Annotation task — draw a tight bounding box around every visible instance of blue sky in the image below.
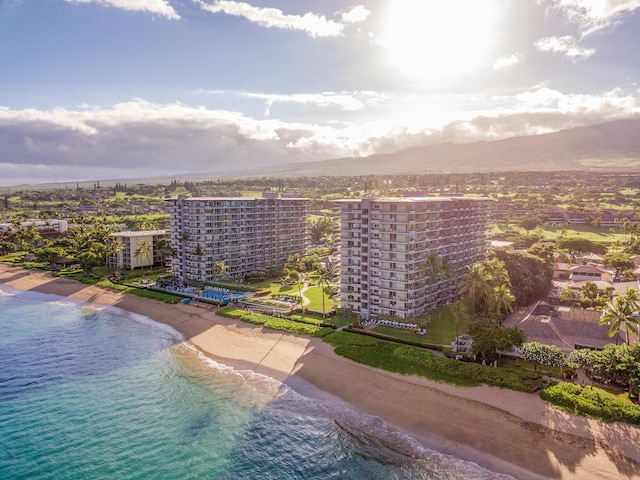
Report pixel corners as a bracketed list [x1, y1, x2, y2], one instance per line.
[1, 0, 639, 186]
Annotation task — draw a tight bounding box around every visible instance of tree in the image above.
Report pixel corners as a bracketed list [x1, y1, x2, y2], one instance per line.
[155, 238, 176, 267]
[449, 300, 469, 349]
[557, 236, 607, 262]
[35, 246, 69, 268]
[458, 263, 491, 317]
[581, 281, 599, 301]
[470, 327, 526, 365]
[527, 241, 556, 263]
[309, 216, 336, 245]
[77, 251, 99, 276]
[421, 251, 452, 280]
[602, 253, 634, 280]
[286, 253, 306, 311]
[133, 240, 152, 271]
[569, 344, 640, 398]
[521, 342, 567, 374]
[104, 238, 123, 267]
[311, 262, 337, 317]
[519, 215, 540, 233]
[599, 293, 640, 345]
[491, 248, 553, 307]
[213, 261, 229, 280]
[488, 284, 515, 324]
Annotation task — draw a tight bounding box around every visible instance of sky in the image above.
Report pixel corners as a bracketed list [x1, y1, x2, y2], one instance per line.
[1, 0, 640, 186]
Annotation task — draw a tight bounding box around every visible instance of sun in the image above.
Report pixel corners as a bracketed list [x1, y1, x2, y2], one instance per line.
[379, 0, 500, 84]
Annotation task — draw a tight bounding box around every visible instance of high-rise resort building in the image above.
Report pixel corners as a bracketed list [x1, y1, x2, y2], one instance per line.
[166, 196, 309, 282]
[337, 197, 491, 320]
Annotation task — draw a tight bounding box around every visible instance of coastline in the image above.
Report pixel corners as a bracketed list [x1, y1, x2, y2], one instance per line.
[1, 265, 639, 479]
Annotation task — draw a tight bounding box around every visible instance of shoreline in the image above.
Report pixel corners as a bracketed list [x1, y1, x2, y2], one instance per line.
[1, 264, 639, 479]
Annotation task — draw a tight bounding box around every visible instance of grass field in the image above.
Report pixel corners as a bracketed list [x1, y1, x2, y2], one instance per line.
[491, 223, 629, 247]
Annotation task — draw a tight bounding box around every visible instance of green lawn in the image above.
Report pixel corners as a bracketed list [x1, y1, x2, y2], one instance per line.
[498, 357, 564, 378]
[303, 284, 337, 313]
[491, 223, 628, 247]
[367, 305, 468, 347]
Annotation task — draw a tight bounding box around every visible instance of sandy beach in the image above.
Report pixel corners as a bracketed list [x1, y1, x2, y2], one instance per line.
[2, 264, 639, 479]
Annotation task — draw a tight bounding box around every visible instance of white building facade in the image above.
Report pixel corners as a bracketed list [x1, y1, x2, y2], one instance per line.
[0, 219, 68, 236]
[166, 197, 309, 282]
[338, 197, 491, 319]
[107, 230, 169, 271]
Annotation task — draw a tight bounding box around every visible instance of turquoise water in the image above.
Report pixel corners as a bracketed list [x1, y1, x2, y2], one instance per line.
[0, 287, 511, 479]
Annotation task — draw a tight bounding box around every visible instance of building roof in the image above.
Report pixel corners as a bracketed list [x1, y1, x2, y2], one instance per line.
[516, 304, 623, 352]
[166, 196, 309, 201]
[333, 196, 492, 203]
[111, 230, 167, 237]
[569, 264, 609, 274]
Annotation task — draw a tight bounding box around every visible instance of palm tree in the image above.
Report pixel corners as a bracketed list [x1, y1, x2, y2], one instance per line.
[600, 296, 640, 345]
[133, 240, 152, 272]
[286, 253, 306, 312]
[488, 284, 515, 325]
[155, 238, 176, 269]
[311, 262, 337, 317]
[449, 300, 469, 352]
[104, 238, 123, 269]
[622, 287, 640, 311]
[581, 281, 599, 302]
[458, 263, 491, 317]
[213, 261, 229, 280]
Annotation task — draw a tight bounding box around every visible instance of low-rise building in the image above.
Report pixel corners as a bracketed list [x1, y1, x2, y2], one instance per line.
[0, 219, 68, 237]
[107, 230, 169, 271]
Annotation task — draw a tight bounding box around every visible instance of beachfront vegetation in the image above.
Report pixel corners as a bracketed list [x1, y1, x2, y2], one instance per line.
[323, 332, 545, 392]
[540, 383, 640, 424]
[568, 343, 640, 399]
[217, 307, 333, 337]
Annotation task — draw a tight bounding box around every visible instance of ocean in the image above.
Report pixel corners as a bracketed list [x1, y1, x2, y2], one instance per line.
[0, 286, 512, 479]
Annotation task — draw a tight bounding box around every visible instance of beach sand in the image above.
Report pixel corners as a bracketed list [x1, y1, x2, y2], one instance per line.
[2, 264, 639, 479]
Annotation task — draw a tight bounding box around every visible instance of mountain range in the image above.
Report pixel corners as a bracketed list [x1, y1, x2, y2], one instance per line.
[243, 118, 640, 177]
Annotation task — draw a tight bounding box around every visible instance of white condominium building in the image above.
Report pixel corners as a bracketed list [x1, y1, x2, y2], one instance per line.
[166, 197, 309, 282]
[337, 197, 491, 320]
[107, 230, 169, 271]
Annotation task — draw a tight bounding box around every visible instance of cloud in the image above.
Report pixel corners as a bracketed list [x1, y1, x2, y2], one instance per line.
[340, 5, 370, 23]
[493, 53, 524, 71]
[240, 91, 367, 116]
[535, 35, 595, 60]
[196, 0, 344, 37]
[541, 0, 640, 37]
[0, 87, 638, 185]
[65, 0, 180, 19]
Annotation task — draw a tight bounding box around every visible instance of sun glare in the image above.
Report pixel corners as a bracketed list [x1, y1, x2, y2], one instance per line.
[380, 0, 500, 84]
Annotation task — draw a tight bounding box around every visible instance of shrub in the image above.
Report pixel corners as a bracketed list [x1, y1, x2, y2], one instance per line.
[540, 383, 640, 424]
[326, 335, 545, 392]
[324, 331, 379, 347]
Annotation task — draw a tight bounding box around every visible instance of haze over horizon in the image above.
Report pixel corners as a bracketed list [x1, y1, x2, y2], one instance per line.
[1, 0, 640, 186]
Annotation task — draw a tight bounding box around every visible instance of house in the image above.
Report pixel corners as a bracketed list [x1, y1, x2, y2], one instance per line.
[569, 264, 613, 283]
[515, 303, 624, 354]
[553, 262, 572, 280]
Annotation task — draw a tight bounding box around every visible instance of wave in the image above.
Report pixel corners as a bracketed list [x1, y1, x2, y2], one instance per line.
[179, 342, 292, 403]
[325, 401, 516, 479]
[177, 341, 513, 480]
[103, 306, 185, 343]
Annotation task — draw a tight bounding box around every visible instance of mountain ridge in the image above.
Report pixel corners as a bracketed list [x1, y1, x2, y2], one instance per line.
[244, 118, 640, 177]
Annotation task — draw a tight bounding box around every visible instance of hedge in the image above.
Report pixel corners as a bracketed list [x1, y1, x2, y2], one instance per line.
[540, 383, 640, 424]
